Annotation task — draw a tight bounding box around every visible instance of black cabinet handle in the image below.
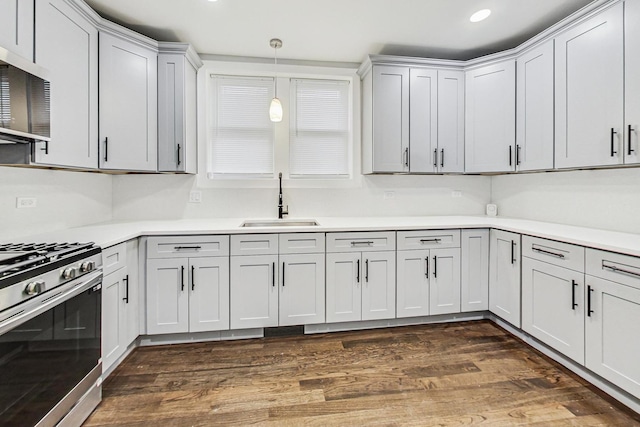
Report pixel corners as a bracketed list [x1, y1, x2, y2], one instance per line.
[420, 238, 442, 244]
[509, 146, 513, 166]
[425, 257, 429, 278]
[104, 137, 108, 162]
[174, 246, 202, 251]
[440, 149, 444, 168]
[365, 259, 369, 283]
[40, 140, 49, 155]
[611, 128, 618, 157]
[433, 255, 437, 278]
[181, 266, 185, 291]
[272, 262, 275, 287]
[433, 149, 438, 168]
[404, 147, 409, 167]
[516, 145, 521, 166]
[571, 280, 578, 310]
[191, 265, 195, 291]
[356, 259, 360, 283]
[587, 285, 594, 317]
[511, 241, 517, 264]
[531, 247, 565, 259]
[629, 124, 636, 156]
[282, 262, 285, 287]
[123, 274, 129, 303]
[177, 144, 182, 166]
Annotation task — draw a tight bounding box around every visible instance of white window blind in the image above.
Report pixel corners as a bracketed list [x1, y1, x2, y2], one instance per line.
[0, 66, 10, 128]
[208, 75, 274, 177]
[290, 79, 350, 177]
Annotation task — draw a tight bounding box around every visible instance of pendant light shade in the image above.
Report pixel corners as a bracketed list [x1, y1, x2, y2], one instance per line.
[269, 38, 283, 123]
[269, 97, 283, 122]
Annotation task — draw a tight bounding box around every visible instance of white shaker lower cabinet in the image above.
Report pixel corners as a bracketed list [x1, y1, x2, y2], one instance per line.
[489, 230, 521, 327]
[521, 236, 586, 363]
[326, 232, 396, 323]
[396, 230, 461, 318]
[102, 240, 139, 373]
[585, 249, 640, 399]
[230, 235, 279, 329]
[278, 234, 325, 326]
[461, 229, 489, 312]
[146, 236, 230, 335]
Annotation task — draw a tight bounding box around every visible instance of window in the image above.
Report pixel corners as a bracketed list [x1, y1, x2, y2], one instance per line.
[0, 66, 10, 128]
[290, 79, 350, 177]
[208, 76, 274, 177]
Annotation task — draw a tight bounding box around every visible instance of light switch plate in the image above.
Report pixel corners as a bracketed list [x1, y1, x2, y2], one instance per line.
[189, 191, 202, 203]
[16, 197, 37, 208]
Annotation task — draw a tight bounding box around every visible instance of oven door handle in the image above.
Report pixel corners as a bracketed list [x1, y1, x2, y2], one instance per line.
[0, 271, 102, 336]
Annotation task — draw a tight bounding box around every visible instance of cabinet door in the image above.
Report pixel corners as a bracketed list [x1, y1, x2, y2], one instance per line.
[430, 248, 461, 315]
[461, 229, 489, 312]
[625, 0, 640, 165]
[522, 258, 585, 363]
[0, 0, 34, 60]
[409, 68, 437, 173]
[586, 276, 640, 399]
[326, 252, 362, 323]
[230, 255, 278, 329]
[362, 251, 396, 321]
[189, 257, 229, 332]
[102, 267, 126, 372]
[555, 3, 624, 169]
[34, 0, 98, 168]
[489, 230, 521, 327]
[99, 32, 158, 171]
[122, 239, 139, 346]
[437, 70, 465, 173]
[516, 41, 554, 171]
[279, 254, 325, 326]
[372, 65, 409, 173]
[465, 60, 516, 173]
[146, 258, 189, 335]
[396, 250, 430, 318]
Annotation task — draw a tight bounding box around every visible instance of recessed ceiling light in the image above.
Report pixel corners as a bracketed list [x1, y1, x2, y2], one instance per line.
[470, 9, 491, 23]
[208, 0, 218, 2]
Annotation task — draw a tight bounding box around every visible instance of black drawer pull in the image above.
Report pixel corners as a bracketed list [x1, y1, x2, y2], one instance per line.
[602, 263, 640, 279]
[420, 239, 441, 244]
[351, 241, 374, 247]
[174, 246, 202, 251]
[531, 247, 565, 259]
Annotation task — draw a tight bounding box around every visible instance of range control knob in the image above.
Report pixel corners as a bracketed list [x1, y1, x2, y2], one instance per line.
[61, 267, 78, 280]
[24, 280, 45, 296]
[80, 261, 96, 273]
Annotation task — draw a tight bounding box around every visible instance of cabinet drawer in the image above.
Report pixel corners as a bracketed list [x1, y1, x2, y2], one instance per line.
[147, 235, 229, 258]
[103, 243, 126, 276]
[231, 234, 278, 256]
[587, 249, 640, 290]
[397, 229, 460, 250]
[522, 236, 585, 272]
[326, 231, 395, 253]
[279, 233, 325, 254]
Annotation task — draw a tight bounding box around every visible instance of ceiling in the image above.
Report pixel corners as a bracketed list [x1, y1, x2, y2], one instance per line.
[84, 0, 595, 64]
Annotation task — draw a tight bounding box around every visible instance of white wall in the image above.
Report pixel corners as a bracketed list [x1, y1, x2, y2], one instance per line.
[111, 173, 491, 221]
[491, 168, 640, 234]
[0, 167, 112, 241]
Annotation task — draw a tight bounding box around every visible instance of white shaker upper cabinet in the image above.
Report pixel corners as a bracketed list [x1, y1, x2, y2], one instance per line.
[0, 0, 34, 60]
[409, 68, 438, 173]
[437, 70, 465, 173]
[99, 32, 158, 171]
[516, 40, 554, 171]
[372, 65, 410, 173]
[625, 0, 640, 165]
[34, 0, 98, 169]
[465, 59, 516, 173]
[555, 2, 624, 169]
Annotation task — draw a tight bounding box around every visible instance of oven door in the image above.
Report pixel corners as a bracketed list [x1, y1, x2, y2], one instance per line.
[0, 272, 102, 427]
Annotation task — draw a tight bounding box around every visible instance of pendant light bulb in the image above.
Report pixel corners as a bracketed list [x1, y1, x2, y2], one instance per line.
[269, 38, 283, 123]
[269, 97, 283, 122]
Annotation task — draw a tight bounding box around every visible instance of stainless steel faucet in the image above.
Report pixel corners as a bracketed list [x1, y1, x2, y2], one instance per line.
[278, 172, 288, 219]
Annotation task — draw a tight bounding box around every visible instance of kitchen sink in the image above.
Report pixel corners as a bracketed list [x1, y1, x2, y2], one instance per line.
[241, 219, 319, 227]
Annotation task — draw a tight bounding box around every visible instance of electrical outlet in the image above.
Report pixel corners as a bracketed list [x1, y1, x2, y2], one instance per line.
[189, 191, 202, 203]
[16, 197, 37, 209]
[384, 191, 395, 200]
[451, 191, 462, 198]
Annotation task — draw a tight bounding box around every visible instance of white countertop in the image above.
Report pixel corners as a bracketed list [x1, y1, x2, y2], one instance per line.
[6, 216, 640, 258]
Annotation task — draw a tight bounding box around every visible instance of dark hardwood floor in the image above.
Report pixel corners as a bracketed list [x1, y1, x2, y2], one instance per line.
[85, 320, 640, 426]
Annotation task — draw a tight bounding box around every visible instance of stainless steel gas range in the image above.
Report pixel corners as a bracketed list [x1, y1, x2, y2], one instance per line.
[0, 242, 103, 427]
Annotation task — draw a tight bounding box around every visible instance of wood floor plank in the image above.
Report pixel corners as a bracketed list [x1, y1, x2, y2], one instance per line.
[85, 320, 640, 426]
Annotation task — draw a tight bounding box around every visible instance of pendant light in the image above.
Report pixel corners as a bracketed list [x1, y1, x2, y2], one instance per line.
[269, 38, 283, 122]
